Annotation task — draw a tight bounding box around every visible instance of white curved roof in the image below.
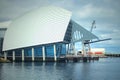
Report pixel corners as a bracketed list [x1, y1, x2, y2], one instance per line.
[3, 6, 72, 51]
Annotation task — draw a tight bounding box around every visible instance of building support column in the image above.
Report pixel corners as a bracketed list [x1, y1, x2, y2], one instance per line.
[12, 51, 15, 61]
[32, 48, 34, 61]
[42, 46, 45, 61]
[54, 44, 57, 61]
[32, 48, 35, 61]
[22, 49, 24, 61]
[4, 51, 7, 60]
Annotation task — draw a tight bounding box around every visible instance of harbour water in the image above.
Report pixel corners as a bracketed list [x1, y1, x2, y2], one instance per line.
[0, 58, 120, 80]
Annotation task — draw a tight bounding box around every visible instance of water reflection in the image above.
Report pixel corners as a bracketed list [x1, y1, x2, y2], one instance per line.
[0, 58, 120, 80]
[0, 63, 3, 79]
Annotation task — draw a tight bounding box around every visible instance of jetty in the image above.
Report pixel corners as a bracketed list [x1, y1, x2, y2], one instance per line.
[105, 54, 120, 57]
[63, 54, 99, 62]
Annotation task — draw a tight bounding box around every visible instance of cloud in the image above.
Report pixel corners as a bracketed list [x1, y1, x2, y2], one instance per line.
[95, 23, 118, 31]
[90, 22, 120, 47]
[0, 0, 52, 21]
[75, 4, 116, 18]
[48, 0, 76, 11]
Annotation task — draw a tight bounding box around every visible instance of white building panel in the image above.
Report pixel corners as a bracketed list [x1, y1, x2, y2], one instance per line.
[3, 6, 72, 51]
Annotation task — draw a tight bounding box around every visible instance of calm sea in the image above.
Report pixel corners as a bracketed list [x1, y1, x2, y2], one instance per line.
[0, 58, 120, 80]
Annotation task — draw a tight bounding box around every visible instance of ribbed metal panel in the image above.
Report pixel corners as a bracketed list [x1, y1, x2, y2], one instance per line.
[3, 6, 72, 51]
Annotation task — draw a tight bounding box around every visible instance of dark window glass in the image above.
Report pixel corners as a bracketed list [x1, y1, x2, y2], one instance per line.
[15, 49, 22, 56]
[24, 48, 32, 57]
[56, 43, 66, 57]
[64, 21, 72, 42]
[7, 50, 12, 56]
[34, 46, 42, 56]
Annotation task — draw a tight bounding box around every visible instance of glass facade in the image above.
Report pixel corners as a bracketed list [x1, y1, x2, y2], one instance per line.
[6, 42, 67, 59]
[64, 21, 72, 43]
[11, 43, 66, 58]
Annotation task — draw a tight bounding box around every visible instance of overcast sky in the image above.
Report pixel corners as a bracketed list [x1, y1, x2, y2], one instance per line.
[0, 0, 120, 53]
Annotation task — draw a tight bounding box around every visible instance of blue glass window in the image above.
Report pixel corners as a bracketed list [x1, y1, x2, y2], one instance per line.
[56, 43, 66, 57]
[56, 43, 61, 57]
[45, 45, 54, 57]
[24, 48, 32, 56]
[34, 46, 42, 56]
[61, 44, 66, 55]
[7, 50, 12, 56]
[15, 49, 22, 56]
